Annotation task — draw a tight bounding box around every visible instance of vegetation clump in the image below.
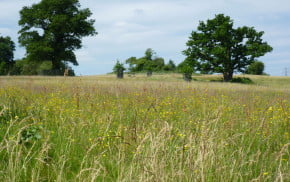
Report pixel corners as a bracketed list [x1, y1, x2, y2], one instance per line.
[125, 48, 177, 75]
[246, 61, 265, 75]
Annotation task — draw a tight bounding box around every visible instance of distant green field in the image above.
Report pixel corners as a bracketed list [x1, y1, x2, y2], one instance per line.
[0, 74, 289, 181]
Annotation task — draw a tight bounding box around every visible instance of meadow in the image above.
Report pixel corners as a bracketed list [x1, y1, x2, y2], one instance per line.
[0, 74, 289, 181]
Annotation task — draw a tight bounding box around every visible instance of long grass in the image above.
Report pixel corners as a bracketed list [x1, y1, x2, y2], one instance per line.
[0, 74, 289, 181]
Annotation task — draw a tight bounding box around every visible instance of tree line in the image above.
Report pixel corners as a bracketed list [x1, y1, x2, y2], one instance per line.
[113, 48, 177, 78]
[0, 0, 272, 81]
[113, 47, 266, 81]
[113, 14, 272, 81]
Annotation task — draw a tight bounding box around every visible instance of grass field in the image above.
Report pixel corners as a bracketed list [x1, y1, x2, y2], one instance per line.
[0, 74, 289, 181]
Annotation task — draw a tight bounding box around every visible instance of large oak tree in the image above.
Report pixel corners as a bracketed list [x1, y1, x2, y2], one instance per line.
[183, 14, 272, 81]
[18, 0, 97, 74]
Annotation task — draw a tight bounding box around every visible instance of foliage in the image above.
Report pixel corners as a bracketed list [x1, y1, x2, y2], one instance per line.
[0, 35, 15, 75]
[231, 77, 254, 84]
[20, 125, 43, 145]
[177, 60, 193, 74]
[163, 60, 176, 71]
[113, 60, 125, 78]
[38, 61, 53, 73]
[125, 48, 166, 73]
[18, 0, 97, 74]
[183, 14, 273, 81]
[9, 59, 59, 75]
[113, 61, 125, 73]
[124, 49, 177, 74]
[19, 60, 39, 75]
[246, 61, 265, 75]
[9, 59, 25, 75]
[177, 61, 193, 81]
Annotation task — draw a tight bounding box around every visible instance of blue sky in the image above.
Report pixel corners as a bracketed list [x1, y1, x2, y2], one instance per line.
[0, 0, 290, 76]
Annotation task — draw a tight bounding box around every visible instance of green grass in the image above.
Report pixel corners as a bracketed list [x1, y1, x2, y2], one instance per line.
[0, 74, 289, 181]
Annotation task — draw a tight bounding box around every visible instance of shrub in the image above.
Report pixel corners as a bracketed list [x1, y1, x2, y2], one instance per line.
[246, 61, 265, 75]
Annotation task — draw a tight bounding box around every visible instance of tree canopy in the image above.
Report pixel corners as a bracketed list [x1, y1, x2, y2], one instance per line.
[163, 60, 176, 71]
[0, 35, 15, 75]
[245, 61, 265, 75]
[183, 14, 273, 81]
[125, 48, 176, 73]
[18, 0, 97, 74]
[177, 60, 194, 81]
[126, 48, 164, 72]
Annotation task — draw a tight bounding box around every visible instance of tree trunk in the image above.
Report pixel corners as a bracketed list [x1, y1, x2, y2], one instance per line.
[183, 73, 192, 82]
[52, 60, 60, 70]
[147, 71, 152, 77]
[51, 61, 64, 75]
[223, 71, 233, 82]
[117, 71, 124, 79]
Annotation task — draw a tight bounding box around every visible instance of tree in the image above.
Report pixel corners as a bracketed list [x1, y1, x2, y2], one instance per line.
[144, 48, 155, 61]
[177, 60, 193, 81]
[0, 35, 15, 75]
[153, 57, 165, 71]
[163, 60, 176, 71]
[126, 57, 139, 72]
[18, 0, 97, 74]
[125, 48, 165, 75]
[183, 14, 272, 81]
[113, 61, 126, 79]
[9, 58, 39, 75]
[245, 61, 265, 75]
[142, 48, 155, 76]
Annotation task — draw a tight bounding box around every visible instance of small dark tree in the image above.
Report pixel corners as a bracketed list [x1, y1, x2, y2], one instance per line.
[113, 61, 125, 79]
[18, 0, 97, 75]
[183, 14, 272, 81]
[245, 61, 265, 75]
[0, 35, 15, 75]
[178, 60, 193, 82]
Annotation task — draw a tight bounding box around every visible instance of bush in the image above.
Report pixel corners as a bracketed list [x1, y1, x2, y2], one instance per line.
[10, 59, 75, 76]
[231, 77, 253, 84]
[19, 125, 43, 145]
[246, 61, 265, 75]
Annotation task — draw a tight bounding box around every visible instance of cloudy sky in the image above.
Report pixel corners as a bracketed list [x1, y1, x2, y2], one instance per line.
[0, 0, 290, 76]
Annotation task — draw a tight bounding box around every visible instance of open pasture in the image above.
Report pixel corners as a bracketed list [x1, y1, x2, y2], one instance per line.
[0, 75, 289, 181]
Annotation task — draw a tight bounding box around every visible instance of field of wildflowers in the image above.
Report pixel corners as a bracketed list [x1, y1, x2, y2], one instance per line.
[0, 75, 289, 181]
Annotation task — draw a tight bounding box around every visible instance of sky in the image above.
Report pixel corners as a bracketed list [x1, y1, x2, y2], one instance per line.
[0, 0, 290, 76]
